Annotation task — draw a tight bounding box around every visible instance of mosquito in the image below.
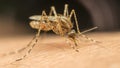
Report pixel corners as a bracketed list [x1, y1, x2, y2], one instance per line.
[10, 4, 98, 63]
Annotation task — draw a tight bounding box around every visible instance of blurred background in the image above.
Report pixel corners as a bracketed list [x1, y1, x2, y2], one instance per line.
[0, 0, 119, 36]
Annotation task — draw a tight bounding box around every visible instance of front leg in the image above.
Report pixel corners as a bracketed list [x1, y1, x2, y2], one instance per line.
[67, 30, 79, 52]
[67, 37, 79, 52]
[10, 29, 41, 64]
[49, 6, 57, 17]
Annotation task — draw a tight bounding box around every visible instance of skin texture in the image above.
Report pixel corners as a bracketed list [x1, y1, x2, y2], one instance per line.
[0, 32, 120, 68]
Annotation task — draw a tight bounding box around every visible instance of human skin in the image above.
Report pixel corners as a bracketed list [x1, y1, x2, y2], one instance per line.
[0, 32, 120, 68]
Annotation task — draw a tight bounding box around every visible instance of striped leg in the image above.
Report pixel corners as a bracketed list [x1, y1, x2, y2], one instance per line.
[69, 10, 99, 43]
[10, 29, 41, 64]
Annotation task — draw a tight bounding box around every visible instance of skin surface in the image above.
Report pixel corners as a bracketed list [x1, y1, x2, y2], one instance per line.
[0, 32, 120, 68]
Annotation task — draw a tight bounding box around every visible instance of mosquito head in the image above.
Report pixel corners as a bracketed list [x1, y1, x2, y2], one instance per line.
[68, 29, 76, 38]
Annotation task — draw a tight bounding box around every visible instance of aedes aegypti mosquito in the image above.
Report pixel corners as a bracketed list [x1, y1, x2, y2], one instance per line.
[9, 4, 98, 63]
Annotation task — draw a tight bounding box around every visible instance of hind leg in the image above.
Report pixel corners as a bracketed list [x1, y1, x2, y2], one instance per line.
[63, 4, 69, 17]
[67, 37, 79, 52]
[8, 9, 48, 65]
[10, 29, 41, 64]
[67, 30, 79, 52]
[49, 6, 57, 17]
[12, 10, 47, 62]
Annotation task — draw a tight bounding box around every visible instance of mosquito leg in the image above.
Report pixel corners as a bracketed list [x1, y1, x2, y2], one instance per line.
[17, 36, 36, 53]
[11, 11, 47, 62]
[81, 27, 101, 43]
[4, 32, 37, 56]
[9, 9, 45, 64]
[67, 37, 79, 52]
[49, 6, 57, 17]
[40, 10, 48, 21]
[42, 10, 47, 16]
[66, 38, 75, 49]
[79, 34, 99, 43]
[63, 4, 69, 17]
[69, 10, 99, 43]
[73, 38, 79, 52]
[69, 9, 81, 34]
[27, 29, 41, 54]
[10, 29, 41, 64]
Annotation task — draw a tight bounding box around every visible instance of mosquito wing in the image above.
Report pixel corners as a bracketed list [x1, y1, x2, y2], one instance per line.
[29, 15, 42, 20]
